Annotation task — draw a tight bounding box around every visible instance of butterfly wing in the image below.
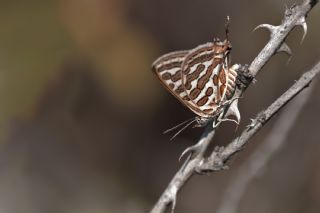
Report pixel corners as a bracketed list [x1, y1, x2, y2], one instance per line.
[181, 42, 223, 117]
[152, 50, 207, 115]
[180, 42, 239, 118]
[152, 50, 189, 99]
[152, 44, 238, 119]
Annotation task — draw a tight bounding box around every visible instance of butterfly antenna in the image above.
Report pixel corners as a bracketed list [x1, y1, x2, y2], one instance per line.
[169, 119, 197, 141]
[163, 117, 194, 134]
[225, 15, 230, 41]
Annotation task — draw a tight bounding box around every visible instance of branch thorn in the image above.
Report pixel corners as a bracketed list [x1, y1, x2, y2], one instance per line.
[178, 140, 204, 162]
[277, 42, 292, 58]
[253, 24, 278, 36]
[247, 118, 257, 129]
[297, 16, 307, 44]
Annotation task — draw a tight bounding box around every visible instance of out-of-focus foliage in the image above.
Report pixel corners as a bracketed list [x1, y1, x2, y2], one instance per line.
[0, 1, 71, 135]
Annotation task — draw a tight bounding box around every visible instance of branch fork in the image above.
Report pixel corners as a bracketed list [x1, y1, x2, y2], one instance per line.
[150, 1, 318, 212]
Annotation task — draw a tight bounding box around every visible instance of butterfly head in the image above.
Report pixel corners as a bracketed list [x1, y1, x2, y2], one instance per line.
[212, 39, 232, 63]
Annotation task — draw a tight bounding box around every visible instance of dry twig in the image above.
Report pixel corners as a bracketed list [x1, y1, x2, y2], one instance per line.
[150, 1, 318, 212]
[216, 81, 317, 213]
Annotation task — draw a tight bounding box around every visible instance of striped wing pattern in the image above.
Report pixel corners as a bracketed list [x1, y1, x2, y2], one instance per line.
[152, 50, 190, 106]
[152, 42, 238, 118]
[181, 43, 221, 117]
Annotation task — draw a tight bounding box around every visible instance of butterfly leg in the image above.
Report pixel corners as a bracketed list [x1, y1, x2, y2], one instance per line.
[211, 97, 241, 129]
[214, 118, 239, 127]
[211, 115, 238, 128]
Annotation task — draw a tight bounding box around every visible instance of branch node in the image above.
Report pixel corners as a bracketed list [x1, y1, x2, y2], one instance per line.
[247, 118, 257, 129]
[196, 146, 228, 172]
[171, 197, 177, 213]
[257, 112, 267, 124]
[284, 3, 296, 17]
[236, 64, 253, 89]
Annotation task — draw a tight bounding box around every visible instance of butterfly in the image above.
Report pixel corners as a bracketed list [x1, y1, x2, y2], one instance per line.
[152, 21, 240, 138]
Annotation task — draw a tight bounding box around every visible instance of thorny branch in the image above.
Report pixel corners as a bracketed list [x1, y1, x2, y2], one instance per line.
[200, 63, 320, 172]
[150, 0, 318, 212]
[216, 82, 317, 213]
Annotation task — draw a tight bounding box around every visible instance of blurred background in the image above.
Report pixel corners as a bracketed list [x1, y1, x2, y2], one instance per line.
[0, 0, 319, 212]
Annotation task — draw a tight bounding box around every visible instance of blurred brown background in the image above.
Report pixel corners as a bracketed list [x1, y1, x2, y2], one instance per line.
[0, 0, 319, 212]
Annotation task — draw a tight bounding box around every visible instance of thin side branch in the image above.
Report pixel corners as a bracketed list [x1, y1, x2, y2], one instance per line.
[216, 82, 316, 213]
[151, 125, 215, 213]
[150, 0, 318, 212]
[199, 61, 320, 172]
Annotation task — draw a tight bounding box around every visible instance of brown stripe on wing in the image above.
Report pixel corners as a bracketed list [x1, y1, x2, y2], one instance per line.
[195, 86, 216, 108]
[152, 50, 213, 117]
[157, 61, 182, 73]
[186, 64, 205, 82]
[215, 66, 227, 103]
[218, 68, 226, 84]
[183, 67, 191, 75]
[189, 88, 201, 100]
[183, 43, 212, 64]
[188, 62, 222, 109]
[171, 71, 181, 82]
[203, 108, 214, 114]
[180, 43, 224, 117]
[184, 60, 220, 101]
[152, 50, 189, 105]
[181, 43, 216, 96]
[182, 43, 214, 68]
[152, 50, 189, 74]
[196, 86, 215, 107]
[186, 59, 223, 93]
[187, 51, 223, 69]
[197, 63, 216, 90]
[188, 53, 214, 67]
[175, 85, 185, 94]
[182, 95, 190, 101]
[184, 64, 206, 90]
[205, 87, 213, 96]
[161, 73, 171, 80]
[213, 74, 219, 86]
[219, 84, 226, 97]
[160, 70, 182, 82]
[197, 96, 209, 106]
